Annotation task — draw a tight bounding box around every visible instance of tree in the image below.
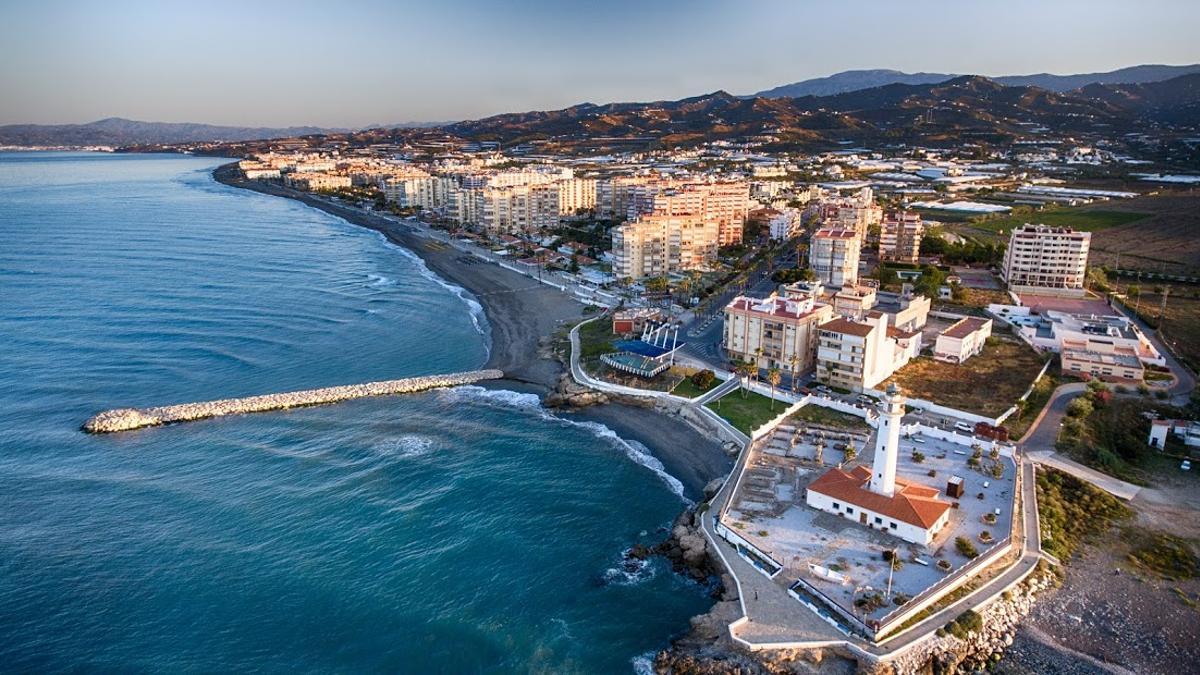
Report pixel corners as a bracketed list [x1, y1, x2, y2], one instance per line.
[767, 368, 782, 410]
[734, 361, 752, 398]
[843, 441, 857, 465]
[568, 254, 580, 274]
[691, 369, 716, 390]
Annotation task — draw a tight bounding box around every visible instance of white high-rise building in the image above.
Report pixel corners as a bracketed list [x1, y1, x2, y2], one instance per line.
[809, 228, 861, 287]
[611, 213, 718, 281]
[1002, 224, 1091, 296]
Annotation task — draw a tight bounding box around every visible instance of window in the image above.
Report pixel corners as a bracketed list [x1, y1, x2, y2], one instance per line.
[874, 516, 883, 525]
[832, 502, 840, 510]
[890, 522, 898, 530]
[846, 507, 854, 514]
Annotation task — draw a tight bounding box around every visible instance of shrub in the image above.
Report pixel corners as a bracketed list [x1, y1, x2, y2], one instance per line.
[912, 451, 926, 464]
[1066, 397, 1094, 418]
[936, 559, 953, 572]
[946, 609, 984, 638]
[991, 462, 1004, 479]
[928, 469, 937, 477]
[893, 593, 911, 606]
[956, 536, 979, 559]
[691, 369, 716, 390]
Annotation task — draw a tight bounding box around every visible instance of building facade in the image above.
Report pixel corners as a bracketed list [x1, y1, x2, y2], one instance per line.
[810, 228, 861, 287]
[1002, 224, 1091, 296]
[879, 211, 924, 263]
[933, 317, 993, 363]
[611, 213, 718, 280]
[722, 295, 834, 372]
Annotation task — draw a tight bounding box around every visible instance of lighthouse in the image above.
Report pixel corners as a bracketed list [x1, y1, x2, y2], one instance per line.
[870, 383, 905, 496]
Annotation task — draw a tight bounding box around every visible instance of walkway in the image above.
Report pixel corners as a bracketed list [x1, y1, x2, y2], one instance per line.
[1025, 450, 1142, 500]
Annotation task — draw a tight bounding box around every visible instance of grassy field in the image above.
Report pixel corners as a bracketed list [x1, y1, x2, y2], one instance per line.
[791, 405, 869, 430]
[884, 337, 1047, 417]
[706, 390, 785, 435]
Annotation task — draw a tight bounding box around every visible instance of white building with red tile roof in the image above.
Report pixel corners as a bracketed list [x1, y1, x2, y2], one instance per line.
[805, 385, 952, 545]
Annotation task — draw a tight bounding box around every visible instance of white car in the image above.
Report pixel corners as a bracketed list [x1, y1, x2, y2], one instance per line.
[1182, 460, 1192, 471]
[954, 422, 974, 433]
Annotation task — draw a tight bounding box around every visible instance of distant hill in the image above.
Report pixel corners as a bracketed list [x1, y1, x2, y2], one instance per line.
[756, 64, 1200, 98]
[427, 74, 1200, 151]
[0, 117, 347, 147]
[755, 70, 957, 99]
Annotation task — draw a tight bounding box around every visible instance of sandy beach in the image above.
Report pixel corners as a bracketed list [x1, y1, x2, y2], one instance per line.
[212, 163, 731, 499]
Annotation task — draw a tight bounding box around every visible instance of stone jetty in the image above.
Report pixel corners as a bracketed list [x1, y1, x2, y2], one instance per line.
[83, 369, 504, 433]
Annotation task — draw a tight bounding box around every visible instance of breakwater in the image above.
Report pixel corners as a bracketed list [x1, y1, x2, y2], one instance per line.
[83, 369, 504, 433]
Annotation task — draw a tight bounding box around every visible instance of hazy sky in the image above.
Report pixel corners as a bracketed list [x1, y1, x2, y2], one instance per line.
[2, 0, 1198, 128]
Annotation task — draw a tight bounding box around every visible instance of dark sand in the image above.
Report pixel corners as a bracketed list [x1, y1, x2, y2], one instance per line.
[212, 164, 731, 498]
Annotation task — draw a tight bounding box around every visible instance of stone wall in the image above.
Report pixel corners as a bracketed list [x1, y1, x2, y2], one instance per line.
[83, 369, 505, 433]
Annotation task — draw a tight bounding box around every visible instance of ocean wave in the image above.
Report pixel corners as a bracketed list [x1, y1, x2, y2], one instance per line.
[373, 232, 490, 350]
[631, 651, 656, 675]
[440, 386, 687, 501]
[601, 548, 657, 587]
[373, 434, 436, 459]
[365, 273, 396, 287]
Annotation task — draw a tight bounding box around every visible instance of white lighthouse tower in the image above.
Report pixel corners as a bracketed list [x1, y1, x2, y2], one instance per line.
[870, 383, 905, 497]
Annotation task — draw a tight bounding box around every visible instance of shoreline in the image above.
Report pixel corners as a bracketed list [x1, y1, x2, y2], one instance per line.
[210, 163, 732, 501]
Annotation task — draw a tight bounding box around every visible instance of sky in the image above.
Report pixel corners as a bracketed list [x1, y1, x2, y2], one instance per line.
[1, 0, 1198, 128]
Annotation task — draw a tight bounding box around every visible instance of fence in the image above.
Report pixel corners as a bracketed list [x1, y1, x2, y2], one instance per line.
[788, 578, 874, 639]
[714, 516, 784, 578]
[872, 536, 1014, 640]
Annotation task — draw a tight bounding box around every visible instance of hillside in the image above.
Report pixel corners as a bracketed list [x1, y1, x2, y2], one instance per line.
[756, 64, 1200, 99]
[431, 75, 1199, 151]
[0, 117, 346, 147]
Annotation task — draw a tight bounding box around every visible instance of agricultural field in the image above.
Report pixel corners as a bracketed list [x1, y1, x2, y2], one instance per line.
[1110, 280, 1200, 373]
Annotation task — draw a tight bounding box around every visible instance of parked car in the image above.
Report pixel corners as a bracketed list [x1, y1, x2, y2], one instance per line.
[1182, 460, 1192, 471]
[954, 422, 974, 434]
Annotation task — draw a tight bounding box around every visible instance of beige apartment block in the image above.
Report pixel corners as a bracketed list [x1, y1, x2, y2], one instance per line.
[723, 295, 834, 372]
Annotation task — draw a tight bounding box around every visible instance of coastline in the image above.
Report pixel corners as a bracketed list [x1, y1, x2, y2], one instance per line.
[210, 163, 732, 501]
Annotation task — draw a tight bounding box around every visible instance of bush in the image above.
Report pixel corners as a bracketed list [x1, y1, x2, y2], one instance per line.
[912, 451, 926, 464]
[691, 369, 716, 389]
[946, 609, 984, 638]
[1066, 397, 1094, 418]
[893, 593, 911, 606]
[956, 536, 979, 559]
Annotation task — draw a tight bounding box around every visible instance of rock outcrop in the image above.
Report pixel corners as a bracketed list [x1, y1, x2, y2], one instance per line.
[83, 369, 504, 433]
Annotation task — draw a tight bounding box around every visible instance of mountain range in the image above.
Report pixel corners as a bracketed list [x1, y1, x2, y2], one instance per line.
[753, 64, 1200, 98]
[0, 117, 349, 147]
[428, 73, 1200, 152]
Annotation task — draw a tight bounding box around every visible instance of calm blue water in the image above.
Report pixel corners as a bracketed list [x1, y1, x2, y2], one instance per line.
[0, 152, 708, 673]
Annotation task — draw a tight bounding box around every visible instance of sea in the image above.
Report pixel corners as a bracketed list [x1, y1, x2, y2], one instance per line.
[0, 152, 711, 673]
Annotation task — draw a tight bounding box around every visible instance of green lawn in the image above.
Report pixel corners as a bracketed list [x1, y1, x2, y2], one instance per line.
[791, 405, 869, 430]
[706, 390, 786, 434]
[672, 374, 721, 399]
[970, 208, 1150, 235]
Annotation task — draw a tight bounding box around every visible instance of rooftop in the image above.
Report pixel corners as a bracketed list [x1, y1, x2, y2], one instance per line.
[941, 317, 991, 340]
[807, 465, 951, 530]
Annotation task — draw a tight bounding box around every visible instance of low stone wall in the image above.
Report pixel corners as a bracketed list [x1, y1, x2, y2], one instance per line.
[83, 369, 505, 433]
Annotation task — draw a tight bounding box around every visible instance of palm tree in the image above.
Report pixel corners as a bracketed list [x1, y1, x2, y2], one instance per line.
[753, 347, 763, 382]
[790, 354, 801, 392]
[767, 368, 782, 411]
[734, 361, 751, 398]
[843, 440, 857, 466]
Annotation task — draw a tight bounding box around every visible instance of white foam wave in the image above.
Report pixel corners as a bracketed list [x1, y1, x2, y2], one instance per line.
[365, 273, 396, 287]
[373, 434, 436, 459]
[442, 386, 688, 501]
[631, 651, 656, 675]
[378, 233, 490, 349]
[603, 550, 657, 587]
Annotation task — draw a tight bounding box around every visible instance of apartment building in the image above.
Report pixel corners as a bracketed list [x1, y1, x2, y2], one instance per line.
[879, 211, 924, 263]
[810, 228, 861, 287]
[557, 178, 597, 215]
[283, 172, 351, 191]
[817, 187, 882, 239]
[722, 295, 834, 372]
[624, 181, 751, 247]
[768, 209, 802, 242]
[611, 213, 718, 280]
[1002, 224, 1091, 296]
[478, 184, 560, 235]
[815, 312, 920, 392]
[1061, 347, 1144, 382]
